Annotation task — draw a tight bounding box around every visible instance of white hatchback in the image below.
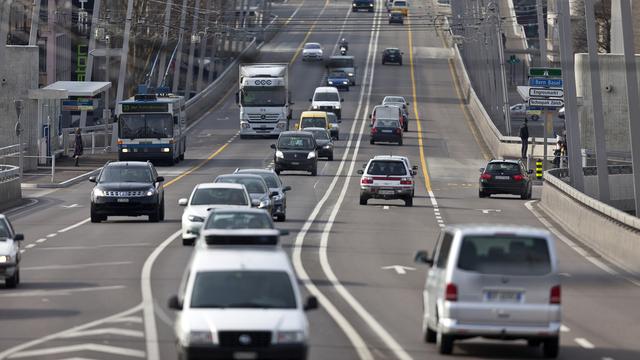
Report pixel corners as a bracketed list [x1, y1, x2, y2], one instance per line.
[0, 214, 24, 288]
[302, 42, 323, 61]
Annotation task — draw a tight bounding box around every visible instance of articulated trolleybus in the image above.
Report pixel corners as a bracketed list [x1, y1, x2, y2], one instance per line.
[116, 88, 186, 164]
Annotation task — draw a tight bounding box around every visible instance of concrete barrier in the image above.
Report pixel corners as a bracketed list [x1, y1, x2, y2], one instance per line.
[0, 166, 22, 212]
[540, 168, 640, 274]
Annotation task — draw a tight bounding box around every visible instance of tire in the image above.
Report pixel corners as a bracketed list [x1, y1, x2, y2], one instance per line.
[328, 153, 334, 161]
[405, 196, 413, 207]
[437, 328, 454, 355]
[158, 199, 165, 221]
[352, 8, 357, 12]
[370, 139, 374, 145]
[90, 206, 102, 223]
[149, 206, 161, 223]
[182, 237, 195, 246]
[543, 337, 559, 358]
[274, 168, 281, 175]
[310, 166, 317, 176]
[179, 153, 185, 161]
[479, 190, 488, 198]
[359, 196, 368, 205]
[5, 268, 18, 288]
[336, 134, 340, 140]
[520, 190, 528, 200]
[404, 123, 408, 132]
[382, 60, 386, 65]
[425, 324, 437, 343]
[399, 139, 403, 146]
[369, 8, 373, 12]
[240, 134, 248, 139]
[276, 213, 286, 222]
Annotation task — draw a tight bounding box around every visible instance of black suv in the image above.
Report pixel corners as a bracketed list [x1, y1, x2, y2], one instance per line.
[479, 159, 533, 199]
[271, 131, 318, 176]
[382, 48, 403, 65]
[89, 161, 165, 222]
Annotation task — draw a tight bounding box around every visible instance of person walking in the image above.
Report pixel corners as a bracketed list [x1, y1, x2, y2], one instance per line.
[519, 120, 529, 159]
[73, 128, 84, 167]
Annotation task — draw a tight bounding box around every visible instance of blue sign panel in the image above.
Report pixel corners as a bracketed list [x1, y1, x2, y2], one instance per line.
[528, 78, 563, 87]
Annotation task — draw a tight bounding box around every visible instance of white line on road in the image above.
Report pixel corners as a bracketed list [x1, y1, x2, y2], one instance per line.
[0, 285, 126, 298]
[383, 205, 389, 210]
[58, 218, 91, 233]
[46, 233, 57, 238]
[8, 343, 145, 359]
[60, 328, 144, 339]
[22, 261, 133, 271]
[560, 324, 570, 332]
[106, 316, 143, 324]
[35, 238, 47, 243]
[575, 338, 595, 349]
[25, 244, 35, 249]
[34, 243, 150, 250]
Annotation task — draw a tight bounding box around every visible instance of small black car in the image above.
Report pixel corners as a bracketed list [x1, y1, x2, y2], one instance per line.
[389, 11, 404, 24]
[382, 48, 403, 65]
[305, 127, 334, 161]
[352, 0, 374, 12]
[272, 131, 318, 176]
[89, 161, 165, 223]
[479, 159, 533, 199]
[370, 119, 403, 145]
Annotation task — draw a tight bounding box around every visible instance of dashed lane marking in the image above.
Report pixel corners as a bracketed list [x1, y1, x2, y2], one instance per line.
[575, 338, 596, 349]
[0, 285, 126, 298]
[22, 261, 133, 271]
[45, 233, 57, 238]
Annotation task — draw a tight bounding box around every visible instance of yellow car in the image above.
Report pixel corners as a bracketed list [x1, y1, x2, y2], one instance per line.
[295, 111, 330, 131]
[391, 0, 408, 16]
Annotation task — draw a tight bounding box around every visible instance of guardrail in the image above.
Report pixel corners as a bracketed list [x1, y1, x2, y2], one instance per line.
[0, 164, 22, 211]
[0, 165, 19, 183]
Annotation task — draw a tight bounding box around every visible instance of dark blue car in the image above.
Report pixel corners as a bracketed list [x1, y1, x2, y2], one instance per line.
[327, 70, 350, 91]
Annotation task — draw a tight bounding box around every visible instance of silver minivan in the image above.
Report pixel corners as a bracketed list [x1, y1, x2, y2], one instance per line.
[415, 225, 561, 358]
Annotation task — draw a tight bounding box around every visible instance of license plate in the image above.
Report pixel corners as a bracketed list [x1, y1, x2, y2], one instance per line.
[495, 175, 510, 180]
[485, 290, 522, 302]
[291, 161, 300, 165]
[379, 190, 395, 195]
[382, 130, 393, 133]
[117, 198, 129, 203]
[233, 352, 257, 360]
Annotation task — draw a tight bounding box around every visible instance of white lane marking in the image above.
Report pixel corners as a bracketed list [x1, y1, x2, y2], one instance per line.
[35, 238, 47, 243]
[477, 208, 502, 214]
[0, 285, 126, 298]
[61, 204, 81, 209]
[4, 199, 38, 215]
[22, 261, 133, 271]
[46, 233, 57, 238]
[19, 250, 25, 254]
[60, 328, 144, 339]
[58, 218, 91, 233]
[575, 338, 595, 349]
[27, 189, 59, 198]
[381, 265, 416, 275]
[8, 344, 145, 359]
[602, 357, 615, 360]
[106, 316, 143, 324]
[525, 201, 640, 288]
[34, 243, 150, 250]
[141, 230, 181, 360]
[561, 324, 570, 332]
[25, 244, 35, 249]
[59, 168, 102, 186]
[383, 205, 389, 210]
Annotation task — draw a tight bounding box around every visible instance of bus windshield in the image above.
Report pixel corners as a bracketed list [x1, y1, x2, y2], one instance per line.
[120, 114, 173, 139]
[241, 86, 287, 107]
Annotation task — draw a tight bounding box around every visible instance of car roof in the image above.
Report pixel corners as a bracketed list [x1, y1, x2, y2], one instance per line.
[300, 111, 328, 117]
[488, 159, 522, 164]
[236, 168, 276, 175]
[443, 224, 552, 239]
[305, 42, 320, 46]
[195, 182, 246, 190]
[314, 86, 339, 93]
[385, 48, 401, 51]
[106, 161, 150, 168]
[209, 207, 270, 215]
[279, 130, 314, 137]
[217, 173, 265, 181]
[374, 155, 409, 161]
[369, 157, 405, 163]
[383, 96, 406, 101]
[190, 247, 293, 272]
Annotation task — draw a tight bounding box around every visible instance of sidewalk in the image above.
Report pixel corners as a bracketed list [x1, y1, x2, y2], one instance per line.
[21, 152, 115, 188]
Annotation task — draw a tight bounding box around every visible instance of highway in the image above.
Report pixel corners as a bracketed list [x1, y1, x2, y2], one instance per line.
[1, 0, 640, 359]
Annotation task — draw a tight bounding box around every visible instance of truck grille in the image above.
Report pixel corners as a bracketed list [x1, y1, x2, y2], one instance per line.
[247, 114, 280, 122]
[317, 106, 335, 111]
[218, 331, 271, 347]
[104, 191, 146, 197]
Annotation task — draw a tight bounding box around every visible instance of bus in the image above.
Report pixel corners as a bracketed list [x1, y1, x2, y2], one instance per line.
[116, 89, 186, 164]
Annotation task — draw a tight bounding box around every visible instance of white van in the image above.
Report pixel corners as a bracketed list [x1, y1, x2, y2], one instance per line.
[170, 246, 317, 359]
[415, 225, 561, 357]
[310, 86, 344, 119]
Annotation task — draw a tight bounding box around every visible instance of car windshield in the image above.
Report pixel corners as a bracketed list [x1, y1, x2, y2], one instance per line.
[367, 161, 407, 175]
[394, 1, 407, 6]
[327, 58, 354, 68]
[305, 43, 320, 49]
[386, 49, 400, 54]
[190, 271, 296, 309]
[326, 113, 338, 123]
[190, 188, 248, 206]
[374, 119, 399, 128]
[119, 114, 173, 139]
[329, 71, 347, 78]
[385, 97, 404, 103]
[0, 221, 9, 240]
[99, 167, 152, 183]
[374, 107, 399, 118]
[301, 117, 327, 129]
[457, 235, 552, 276]
[486, 162, 521, 174]
[314, 92, 339, 101]
[309, 129, 330, 140]
[204, 212, 274, 230]
[216, 177, 267, 194]
[278, 136, 314, 150]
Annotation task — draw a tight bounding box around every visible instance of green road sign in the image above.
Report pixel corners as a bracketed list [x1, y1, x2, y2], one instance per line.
[529, 67, 562, 77]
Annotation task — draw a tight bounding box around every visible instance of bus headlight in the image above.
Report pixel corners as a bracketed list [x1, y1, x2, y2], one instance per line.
[161, 147, 171, 153]
[121, 148, 129, 153]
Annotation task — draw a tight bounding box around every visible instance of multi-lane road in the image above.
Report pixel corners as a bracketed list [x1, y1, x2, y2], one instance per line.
[1, 0, 640, 359]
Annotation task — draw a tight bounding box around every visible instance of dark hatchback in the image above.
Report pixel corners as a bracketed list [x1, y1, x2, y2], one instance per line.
[305, 127, 334, 160]
[352, 0, 374, 12]
[389, 10, 404, 24]
[89, 161, 165, 222]
[272, 131, 318, 176]
[370, 119, 403, 145]
[479, 159, 533, 199]
[382, 48, 403, 65]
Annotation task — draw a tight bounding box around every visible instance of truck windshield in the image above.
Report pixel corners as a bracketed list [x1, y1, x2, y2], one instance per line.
[120, 114, 173, 139]
[241, 86, 287, 107]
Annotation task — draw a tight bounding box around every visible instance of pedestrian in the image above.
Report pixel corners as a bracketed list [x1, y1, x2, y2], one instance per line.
[519, 119, 529, 159]
[73, 128, 83, 167]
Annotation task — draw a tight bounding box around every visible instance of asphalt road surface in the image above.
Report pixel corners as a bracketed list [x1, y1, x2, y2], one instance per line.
[1, 0, 640, 359]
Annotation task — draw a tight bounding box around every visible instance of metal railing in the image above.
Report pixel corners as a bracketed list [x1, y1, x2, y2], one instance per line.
[0, 165, 19, 183]
[61, 125, 114, 156]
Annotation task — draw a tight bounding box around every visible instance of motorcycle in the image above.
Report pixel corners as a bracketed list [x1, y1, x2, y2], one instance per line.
[340, 46, 347, 55]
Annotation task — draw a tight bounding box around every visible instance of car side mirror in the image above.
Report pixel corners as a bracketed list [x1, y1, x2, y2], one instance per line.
[270, 191, 279, 198]
[414, 250, 433, 265]
[235, 92, 240, 104]
[283, 185, 292, 192]
[278, 229, 290, 236]
[156, 176, 165, 182]
[178, 198, 188, 206]
[251, 199, 261, 207]
[341, 98, 344, 102]
[89, 176, 96, 183]
[13, 234, 24, 241]
[357, 170, 364, 175]
[411, 170, 417, 176]
[412, 165, 418, 170]
[479, 167, 485, 173]
[304, 296, 319, 311]
[168, 295, 183, 310]
[308, 98, 312, 102]
[270, 144, 276, 149]
[528, 169, 534, 174]
[368, 114, 372, 119]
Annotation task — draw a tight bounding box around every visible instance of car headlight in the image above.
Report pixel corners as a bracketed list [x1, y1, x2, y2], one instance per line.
[276, 331, 305, 344]
[352, 3, 356, 6]
[146, 187, 156, 196]
[343, 81, 348, 84]
[187, 215, 205, 222]
[188, 331, 213, 345]
[93, 188, 106, 197]
[328, 81, 333, 85]
[0, 255, 12, 264]
[272, 193, 283, 201]
[348, 72, 354, 76]
[276, 150, 284, 159]
[121, 148, 129, 153]
[307, 151, 316, 159]
[323, 145, 332, 149]
[258, 199, 270, 209]
[312, 105, 319, 109]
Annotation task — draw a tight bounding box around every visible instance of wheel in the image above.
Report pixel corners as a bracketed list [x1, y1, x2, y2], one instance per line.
[276, 213, 286, 222]
[274, 168, 281, 175]
[359, 196, 368, 205]
[158, 199, 165, 221]
[370, 139, 374, 145]
[479, 190, 488, 198]
[90, 206, 102, 223]
[149, 206, 161, 222]
[179, 153, 185, 160]
[404, 123, 408, 131]
[5, 268, 18, 288]
[352, 8, 357, 12]
[543, 337, 559, 358]
[382, 60, 386, 65]
[425, 324, 437, 343]
[369, 8, 373, 12]
[328, 153, 334, 161]
[437, 328, 454, 355]
[405, 196, 413, 207]
[310, 166, 317, 176]
[399, 139, 403, 146]
[520, 190, 529, 200]
[336, 110, 341, 120]
[336, 135, 339, 140]
[240, 134, 248, 139]
[399, 61, 403, 66]
[182, 237, 195, 246]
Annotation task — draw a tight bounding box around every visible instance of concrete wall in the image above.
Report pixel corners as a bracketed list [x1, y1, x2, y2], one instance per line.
[541, 168, 640, 274]
[0, 166, 21, 211]
[582, 172, 635, 212]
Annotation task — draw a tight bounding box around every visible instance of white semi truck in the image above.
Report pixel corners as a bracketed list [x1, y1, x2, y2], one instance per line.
[237, 63, 292, 138]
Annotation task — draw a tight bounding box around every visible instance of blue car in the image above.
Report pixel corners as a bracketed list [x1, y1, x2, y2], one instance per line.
[327, 70, 350, 91]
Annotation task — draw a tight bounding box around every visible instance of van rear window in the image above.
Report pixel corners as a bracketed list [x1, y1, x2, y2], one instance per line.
[457, 236, 551, 275]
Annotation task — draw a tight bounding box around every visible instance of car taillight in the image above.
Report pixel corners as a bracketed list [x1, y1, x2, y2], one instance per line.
[361, 177, 374, 185]
[480, 173, 492, 180]
[400, 178, 412, 185]
[395, 128, 402, 134]
[371, 127, 378, 134]
[513, 174, 524, 181]
[550, 285, 561, 304]
[445, 283, 458, 301]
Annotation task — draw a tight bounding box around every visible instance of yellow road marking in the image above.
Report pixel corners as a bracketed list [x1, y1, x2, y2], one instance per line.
[289, 0, 331, 65]
[407, 17, 433, 193]
[163, 143, 230, 188]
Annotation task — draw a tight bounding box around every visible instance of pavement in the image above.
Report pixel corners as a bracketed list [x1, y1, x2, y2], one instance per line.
[1, 0, 640, 360]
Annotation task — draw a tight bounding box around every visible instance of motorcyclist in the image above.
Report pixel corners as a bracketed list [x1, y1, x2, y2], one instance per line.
[339, 38, 348, 51]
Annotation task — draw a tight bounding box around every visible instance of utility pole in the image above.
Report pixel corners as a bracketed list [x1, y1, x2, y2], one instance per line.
[619, 0, 640, 216]
[47, 0, 57, 85]
[157, 0, 173, 87]
[538, 0, 551, 170]
[185, 0, 201, 100]
[116, 0, 134, 104]
[29, 0, 41, 45]
[172, 0, 189, 94]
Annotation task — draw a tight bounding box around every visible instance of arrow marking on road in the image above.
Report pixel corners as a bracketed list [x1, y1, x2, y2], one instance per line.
[381, 265, 416, 275]
[8, 344, 145, 359]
